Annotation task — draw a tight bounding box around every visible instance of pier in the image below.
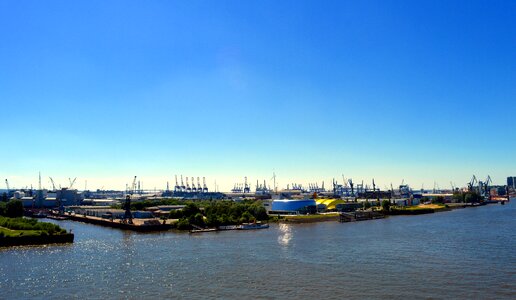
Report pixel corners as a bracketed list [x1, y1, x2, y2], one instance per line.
[339, 211, 385, 222]
[68, 214, 174, 232]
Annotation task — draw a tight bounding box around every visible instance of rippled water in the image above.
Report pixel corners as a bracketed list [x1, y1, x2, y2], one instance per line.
[1, 200, 515, 299]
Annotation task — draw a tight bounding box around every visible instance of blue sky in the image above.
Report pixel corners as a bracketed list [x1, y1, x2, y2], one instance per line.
[1, 0, 514, 191]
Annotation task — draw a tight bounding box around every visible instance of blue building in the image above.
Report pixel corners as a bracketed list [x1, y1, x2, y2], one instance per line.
[270, 199, 317, 214]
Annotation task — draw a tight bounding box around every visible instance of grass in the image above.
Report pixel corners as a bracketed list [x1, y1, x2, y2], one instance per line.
[0, 226, 43, 237]
[0, 216, 67, 236]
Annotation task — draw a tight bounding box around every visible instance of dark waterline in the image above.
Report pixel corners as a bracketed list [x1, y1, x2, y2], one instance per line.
[1, 200, 515, 299]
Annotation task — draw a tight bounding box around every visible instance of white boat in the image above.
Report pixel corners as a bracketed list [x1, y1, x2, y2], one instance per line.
[238, 222, 269, 230]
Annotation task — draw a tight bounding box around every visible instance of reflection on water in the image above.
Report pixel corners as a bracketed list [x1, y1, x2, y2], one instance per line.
[277, 223, 292, 247]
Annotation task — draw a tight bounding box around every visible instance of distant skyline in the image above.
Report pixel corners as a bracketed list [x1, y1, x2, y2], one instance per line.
[1, 1, 515, 191]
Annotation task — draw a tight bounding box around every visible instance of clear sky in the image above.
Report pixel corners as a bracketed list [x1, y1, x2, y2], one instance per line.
[1, 0, 514, 191]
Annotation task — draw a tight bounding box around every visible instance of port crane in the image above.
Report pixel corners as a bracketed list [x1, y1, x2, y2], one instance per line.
[348, 179, 354, 196]
[197, 177, 202, 193]
[479, 175, 492, 198]
[244, 177, 250, 193]
[49, 177, 56, 190]
[69, 177, 77, 189]
[191, 177, 197, 193]
[468, 175, 478, 192]
[174, 175, 180, 192]
[180, 175, 185, 192]
[186, 177, 191, 193]
[202, 177, 208, 193]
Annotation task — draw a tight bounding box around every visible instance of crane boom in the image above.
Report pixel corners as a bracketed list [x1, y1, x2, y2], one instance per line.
[69, 177, 77, 189]
[49, 177, 56, 190]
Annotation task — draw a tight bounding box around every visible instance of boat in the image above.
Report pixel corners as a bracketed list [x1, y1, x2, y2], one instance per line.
[218, 225, 239, 230]
[47, 214, 69, 220]
[238, 222, 269, 230]
[32, 212, 48, 218]
[189, 228, 218, 233]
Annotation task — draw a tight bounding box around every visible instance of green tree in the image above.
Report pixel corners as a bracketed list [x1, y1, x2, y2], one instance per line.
[452, 193, 464, 203]
[182, 203, 201, 217]
[240, 211, 254, 223]
[176, 218, 191, 230]
[363, 201, 371, 210]
[464, 192, 482, 203]
[381, 200, 391, 212]
[0, 201, 6, 216]
[6, 200, 23, 218]
[432, 196, 445, 204]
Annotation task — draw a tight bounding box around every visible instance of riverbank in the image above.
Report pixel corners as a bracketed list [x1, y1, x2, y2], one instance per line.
[0, 233, 74, 247]
[280, 213, 340, 223]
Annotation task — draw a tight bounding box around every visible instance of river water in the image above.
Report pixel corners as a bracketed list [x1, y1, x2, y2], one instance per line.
[1, 200, 515, 299]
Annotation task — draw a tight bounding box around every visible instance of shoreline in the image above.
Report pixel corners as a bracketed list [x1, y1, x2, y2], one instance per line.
[0, 233, 74, 247]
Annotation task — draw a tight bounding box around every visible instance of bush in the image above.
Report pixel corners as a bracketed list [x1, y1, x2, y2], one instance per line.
[176, 218, 191, 230]
[0, 216, 67, 235]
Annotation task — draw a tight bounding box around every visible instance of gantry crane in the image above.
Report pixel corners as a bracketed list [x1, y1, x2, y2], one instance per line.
[202, 177, 208, 193]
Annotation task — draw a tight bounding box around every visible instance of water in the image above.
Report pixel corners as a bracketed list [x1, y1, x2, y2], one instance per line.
[1, 200, 515, 299]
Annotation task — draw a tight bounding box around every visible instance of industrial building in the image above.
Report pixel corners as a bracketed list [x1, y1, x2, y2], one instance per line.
[508, 177, 516, 189]
[270, 199, 317, 215]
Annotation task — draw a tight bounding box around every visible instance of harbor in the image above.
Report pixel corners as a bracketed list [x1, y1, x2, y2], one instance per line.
[1, 199, 514, 299]
[0, 174, 513, 238]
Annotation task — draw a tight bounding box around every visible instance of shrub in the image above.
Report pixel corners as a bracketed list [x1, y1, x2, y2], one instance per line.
[381, 200, 391, 212]
[176, 218, 191, 230]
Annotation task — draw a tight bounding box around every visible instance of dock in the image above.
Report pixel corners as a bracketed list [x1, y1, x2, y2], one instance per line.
[339, 211, 385, 222]
[68, 214, 174, 232]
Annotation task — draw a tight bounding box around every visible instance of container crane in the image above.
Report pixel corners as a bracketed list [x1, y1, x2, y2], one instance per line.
[191, 177, 197, 193]
[186, 177, 191, 193]
[180, 175, 185, 192]
[197, 177, 202, 193]
[202, 177, 208, 193]
[174, 175, 180, 192]
[348, 179, 354, 196]
[244, 177, 250, 193]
